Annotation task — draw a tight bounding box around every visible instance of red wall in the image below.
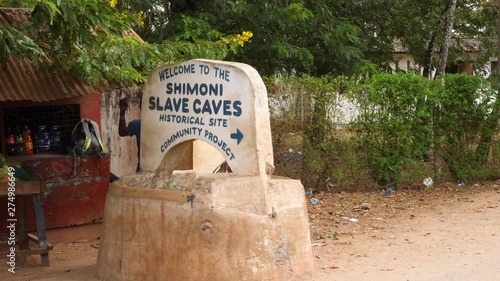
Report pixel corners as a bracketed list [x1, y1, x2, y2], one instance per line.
[0, 93, 109, 232]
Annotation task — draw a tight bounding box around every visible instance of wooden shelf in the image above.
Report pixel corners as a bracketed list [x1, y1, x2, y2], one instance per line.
[4, 153, 69, 166]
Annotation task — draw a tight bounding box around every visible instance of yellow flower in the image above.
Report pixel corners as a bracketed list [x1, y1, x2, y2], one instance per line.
[137, 11, 145, 26]
[220, 31, 253, 47]
[109, 0, 117, 8]
[242, 31, 253, 39]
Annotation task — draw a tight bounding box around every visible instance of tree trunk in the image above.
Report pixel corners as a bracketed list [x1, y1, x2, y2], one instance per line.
[434, 0, 458, 79]
[422, 0, 456, 79]
[422, 32, 438, 79]
[425, 0, 457, 184]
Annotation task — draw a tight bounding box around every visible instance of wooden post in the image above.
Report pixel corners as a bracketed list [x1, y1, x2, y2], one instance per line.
[17, 197, 28, 250]
[33, 194, 50, 266]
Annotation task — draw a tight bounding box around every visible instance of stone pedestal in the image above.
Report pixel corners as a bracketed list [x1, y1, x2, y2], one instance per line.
[96, 172, 313, 281]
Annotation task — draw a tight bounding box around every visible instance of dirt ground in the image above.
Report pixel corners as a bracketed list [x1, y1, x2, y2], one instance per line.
[1, 180, 500, 281]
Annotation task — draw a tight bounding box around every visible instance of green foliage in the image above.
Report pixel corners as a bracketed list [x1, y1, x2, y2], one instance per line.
[31, 0, 134, 54]
[68, 35, 229, 86]
[0, 0, 234, 87]
[4, 0, 498, 88]
[0, 20, 46, 62]
[435, 74, 497, 182]
[138, 0, 368, 76]
[350, 72, 434, 186]
[350, 72, 497, 185]
[347, 0, 498, 71]
[174, 16, 224, 42]
[284, 2, 313, 21]
[300, 76, 336, 188]
[270, 72, 500, 190]
[266, 74, 370, 190]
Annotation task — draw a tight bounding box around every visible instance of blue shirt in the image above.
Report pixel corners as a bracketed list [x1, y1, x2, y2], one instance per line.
[127, 119, 141, 172]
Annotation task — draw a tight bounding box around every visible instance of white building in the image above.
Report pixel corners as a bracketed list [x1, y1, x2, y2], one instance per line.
[390, 39, 497, 78]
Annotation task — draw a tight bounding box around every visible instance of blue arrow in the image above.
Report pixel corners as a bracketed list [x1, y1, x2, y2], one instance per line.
[230, 129, 244, 145]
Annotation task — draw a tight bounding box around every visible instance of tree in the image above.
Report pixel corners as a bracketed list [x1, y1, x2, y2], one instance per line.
[126, 0, 369, 76]
[0, 0, 238, 87]
[369, 0, 497, 78]
[434, 0, 457, 78]
[114, 1, 414, 76]
[3, 0, 498, 85]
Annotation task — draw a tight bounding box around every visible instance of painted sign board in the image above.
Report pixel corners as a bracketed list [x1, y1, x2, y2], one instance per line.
[141, 59, 274, 176]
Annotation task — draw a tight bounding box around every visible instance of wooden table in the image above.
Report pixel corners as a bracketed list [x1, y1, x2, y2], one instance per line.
[0, 180, 53, 266]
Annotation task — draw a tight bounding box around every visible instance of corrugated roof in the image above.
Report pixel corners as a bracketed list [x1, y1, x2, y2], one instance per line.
[0, 8, 98, 102]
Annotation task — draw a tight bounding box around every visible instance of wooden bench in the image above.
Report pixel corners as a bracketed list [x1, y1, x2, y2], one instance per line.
[0, 180, 53, 266]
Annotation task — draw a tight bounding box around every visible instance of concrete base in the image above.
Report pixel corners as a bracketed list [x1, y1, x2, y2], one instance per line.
[96, 172, 314, 281]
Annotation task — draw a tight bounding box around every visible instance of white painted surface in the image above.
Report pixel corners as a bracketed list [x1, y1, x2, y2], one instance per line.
[141, 59, 274, 176]
[100, 87, 142, 177]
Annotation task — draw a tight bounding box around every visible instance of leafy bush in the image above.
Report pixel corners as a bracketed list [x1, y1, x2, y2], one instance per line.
[267, 72, 500, 190]
[435, 74, 498, 182]
[349, 72, 433, 187]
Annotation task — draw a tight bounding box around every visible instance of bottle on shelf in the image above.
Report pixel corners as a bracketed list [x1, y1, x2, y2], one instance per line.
[49, 125, 63, 153]
[14, 127, 24, 155]
[6, 127, 15, 156]
[22, 126, 34, 155]
[35, 125, 51, 153]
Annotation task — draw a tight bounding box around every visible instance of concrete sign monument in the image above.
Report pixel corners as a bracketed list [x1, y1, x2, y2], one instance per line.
[97, 59, 314, 281]
[141, 59, 274, 178]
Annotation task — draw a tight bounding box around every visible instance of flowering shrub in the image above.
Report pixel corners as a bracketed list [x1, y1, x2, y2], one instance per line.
[220, 31, 253, 47]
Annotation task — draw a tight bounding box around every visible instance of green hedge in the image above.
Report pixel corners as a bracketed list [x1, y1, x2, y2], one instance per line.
[266, 72, 500, 190]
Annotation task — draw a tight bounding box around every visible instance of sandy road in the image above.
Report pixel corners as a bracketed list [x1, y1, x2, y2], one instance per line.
[307, 188, 500, 281]
[1, 182, 499, 281]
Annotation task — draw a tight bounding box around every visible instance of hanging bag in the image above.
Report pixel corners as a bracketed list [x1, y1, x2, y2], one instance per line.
[70, 118, 107, 176]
